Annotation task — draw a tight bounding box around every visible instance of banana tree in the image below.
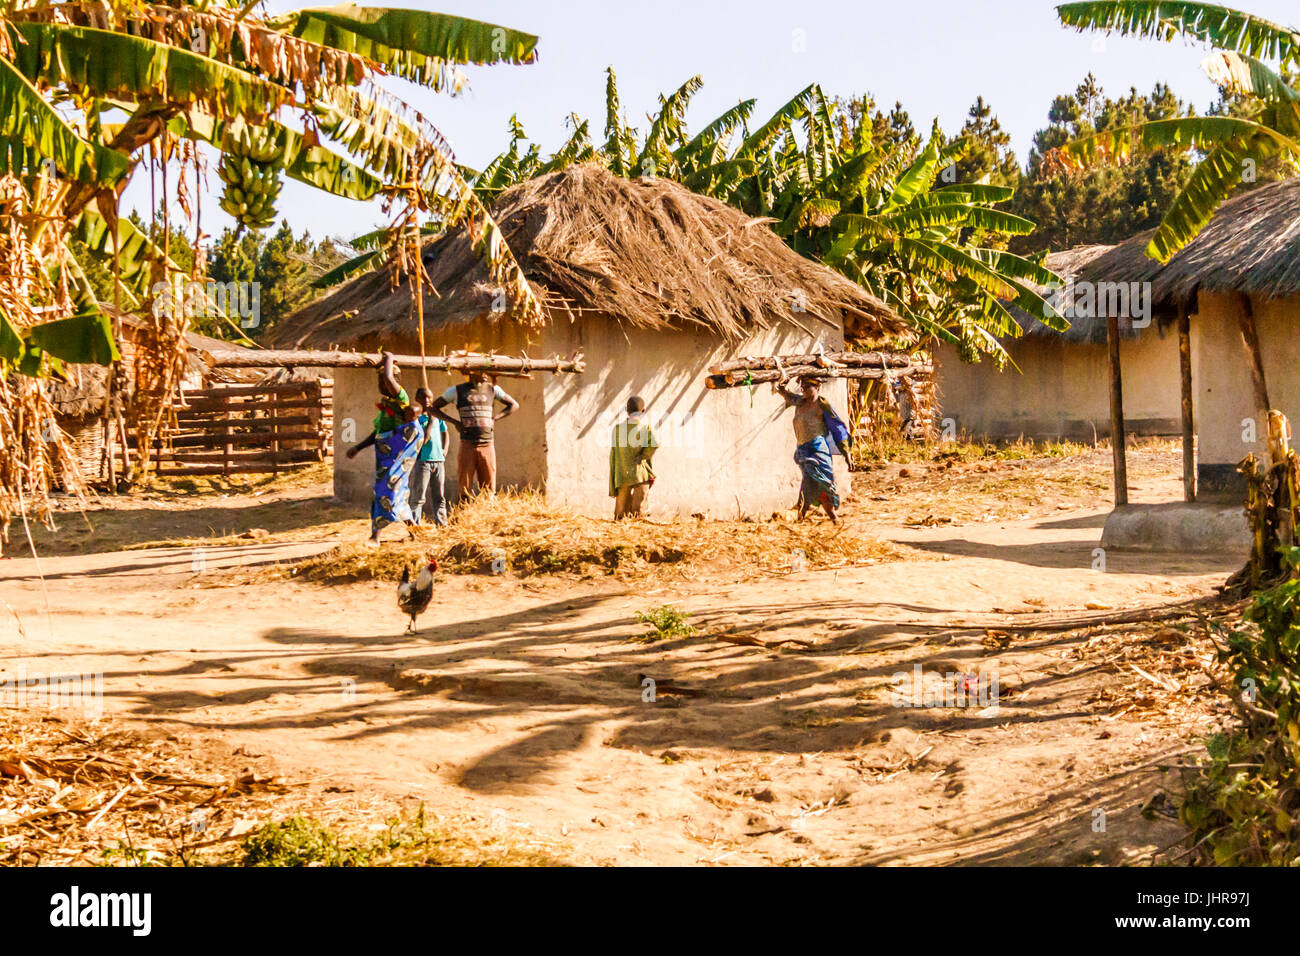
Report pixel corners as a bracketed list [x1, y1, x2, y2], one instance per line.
[1054, 1, 1300, 261]
[0, 2, 543, 374]
[0, 0, 542, 547]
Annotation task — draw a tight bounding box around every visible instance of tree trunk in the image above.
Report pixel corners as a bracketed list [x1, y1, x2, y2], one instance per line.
[1237, 293, 1275, 463]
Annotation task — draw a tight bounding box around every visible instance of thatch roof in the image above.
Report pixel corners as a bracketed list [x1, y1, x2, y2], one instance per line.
[46, 362, 112, 420]
[1075, 177, 1300, 314]
[1008, 245, 1143, 344]
[273, 164, 907, 349]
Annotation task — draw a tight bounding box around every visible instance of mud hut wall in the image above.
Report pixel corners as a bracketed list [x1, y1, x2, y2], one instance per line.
[540, 311, 850, 518]
[330, 323, 548, 506]
[1194, 292, 1300, 498]
[933, 328, 1182, 441]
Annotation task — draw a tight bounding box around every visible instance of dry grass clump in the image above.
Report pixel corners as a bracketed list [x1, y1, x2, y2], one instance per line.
[0, 710, 295, 866]
[0, 710, 564, 867]
[854, 431, 1093, 467]
[291, 490, 903, 585]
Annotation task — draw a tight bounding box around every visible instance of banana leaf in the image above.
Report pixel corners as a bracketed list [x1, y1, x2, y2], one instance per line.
[1057, 2, 1300, 68]
[27, 310, 120, 365]
[0, 307, 23, 363]
[0, 57, 130, 186]
[282, 6, 538, 86]
[12, 23, 288, 123]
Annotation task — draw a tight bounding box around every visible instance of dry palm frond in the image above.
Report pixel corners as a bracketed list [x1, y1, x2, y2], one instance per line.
[0, 175, 89, 554]
[126, 136, 190, 479]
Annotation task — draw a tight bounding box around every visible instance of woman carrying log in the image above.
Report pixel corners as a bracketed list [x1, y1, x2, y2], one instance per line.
[775, 375, 851, 524]
[344, 352, 422, 546]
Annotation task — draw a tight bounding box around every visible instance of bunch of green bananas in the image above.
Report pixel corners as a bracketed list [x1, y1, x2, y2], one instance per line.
[217, 126, 285, 231]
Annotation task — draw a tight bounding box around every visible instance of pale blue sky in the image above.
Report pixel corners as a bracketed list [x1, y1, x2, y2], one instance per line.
[129, 0, 1300, 242]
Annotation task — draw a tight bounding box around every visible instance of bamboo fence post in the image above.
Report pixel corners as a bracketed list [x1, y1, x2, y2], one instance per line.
[1178, 310, 1195, 502]
[1106, 313, 1128, 506]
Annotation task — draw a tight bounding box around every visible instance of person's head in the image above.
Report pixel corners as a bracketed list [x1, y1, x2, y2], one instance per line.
[467, 371, 487, 387]
[414, 387, 432, 408]
[403, 399, 421, 423]
[626, 395, 646, 415]
[802, 377, 824, 400]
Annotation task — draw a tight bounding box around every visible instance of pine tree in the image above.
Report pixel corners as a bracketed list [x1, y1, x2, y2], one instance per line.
[954, 96, 1020, 187]
[1008, 76, 1198, 253]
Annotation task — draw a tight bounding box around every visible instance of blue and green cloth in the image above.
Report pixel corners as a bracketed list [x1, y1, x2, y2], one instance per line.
[370, 416, 424, 535]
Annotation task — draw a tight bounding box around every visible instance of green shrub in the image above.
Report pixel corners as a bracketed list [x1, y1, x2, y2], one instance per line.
[239, 815, 362, 867]
[633, 605, 696, 643]
[1176, 552, 1300, 865]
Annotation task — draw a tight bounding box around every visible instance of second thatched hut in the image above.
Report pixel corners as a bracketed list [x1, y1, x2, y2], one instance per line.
[935, 245, 1183, 441]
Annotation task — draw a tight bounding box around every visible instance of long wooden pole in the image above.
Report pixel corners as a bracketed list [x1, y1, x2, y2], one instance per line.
[1107, 313, 1129, 506]
[1178, 310, 1195, 502]
[1237, 293, 1275, 463]
[709, 351, 917, 375]
[705, 365, 923, 388]
[200, 349, 585, 374]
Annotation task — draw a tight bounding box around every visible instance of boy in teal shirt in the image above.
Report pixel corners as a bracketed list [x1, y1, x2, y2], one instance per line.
[409, 387, 450, 526]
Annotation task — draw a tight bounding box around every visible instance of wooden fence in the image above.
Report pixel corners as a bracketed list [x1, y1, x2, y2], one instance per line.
[133, 380, 333, 477]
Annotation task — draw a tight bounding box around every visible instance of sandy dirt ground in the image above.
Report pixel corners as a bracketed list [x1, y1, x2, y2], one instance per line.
[0, 446, 1245, 865]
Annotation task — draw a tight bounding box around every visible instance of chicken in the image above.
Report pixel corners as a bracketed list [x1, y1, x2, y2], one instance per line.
[397, 558, 437, 633]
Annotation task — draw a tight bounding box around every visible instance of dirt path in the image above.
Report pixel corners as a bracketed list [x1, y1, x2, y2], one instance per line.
[1, 492, 1241, 865]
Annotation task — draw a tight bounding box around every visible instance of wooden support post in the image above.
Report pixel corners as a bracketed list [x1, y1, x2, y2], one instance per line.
[1178, 311, 1195, 502]
[269, 390, 280, 476]
[1237, 293, 1275, 463]
[115, 400, 132, 479]
[1107, 313, 1129, 506]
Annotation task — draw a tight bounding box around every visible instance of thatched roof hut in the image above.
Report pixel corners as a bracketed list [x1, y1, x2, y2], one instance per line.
[937, 243, 1182, 442]
[274, 164, 905, 349]
[1075, 178, 1300, 315]
[280, 164, 906, 517]
[45, 363, 112, 422]
[1064, 176, 1300, 505]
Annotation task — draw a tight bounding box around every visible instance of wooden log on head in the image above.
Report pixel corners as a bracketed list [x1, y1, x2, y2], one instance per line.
[708, 351, 917, 376]
[1107, 313, 1129, 506]
[200, 348, 585, 374]
[705, 364, 919, 388]
[1178, 310, 1196, 502]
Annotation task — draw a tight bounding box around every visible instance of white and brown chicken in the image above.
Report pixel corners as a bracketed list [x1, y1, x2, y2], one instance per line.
[397, 558, 437, 633]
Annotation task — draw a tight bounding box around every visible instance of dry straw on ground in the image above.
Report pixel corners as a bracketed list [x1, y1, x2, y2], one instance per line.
[0, 710, 565, 866]
[290, 490, 904, 585]
[0, 712, 294, 866]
